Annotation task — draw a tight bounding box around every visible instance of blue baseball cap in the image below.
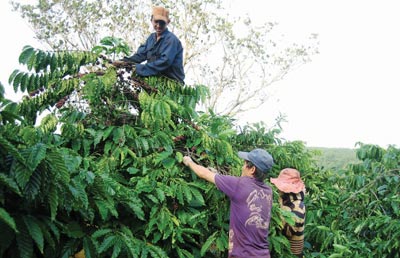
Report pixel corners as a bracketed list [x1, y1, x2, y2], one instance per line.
[238, 148, 274, 173]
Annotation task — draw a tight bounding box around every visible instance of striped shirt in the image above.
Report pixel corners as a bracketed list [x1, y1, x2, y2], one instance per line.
[279, 191, 306, 257]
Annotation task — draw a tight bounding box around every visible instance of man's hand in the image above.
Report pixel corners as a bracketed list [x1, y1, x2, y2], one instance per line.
[183, 156, 193, 166]
[183, 156, 216, 184]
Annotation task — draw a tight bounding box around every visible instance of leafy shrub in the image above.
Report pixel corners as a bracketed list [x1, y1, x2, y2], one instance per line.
[2, 39, 398, 258]
[305, 143, 400, 257]
[0, 40, 317, 257]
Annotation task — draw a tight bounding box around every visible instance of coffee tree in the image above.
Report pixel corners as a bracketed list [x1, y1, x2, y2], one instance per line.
[305, 143, 400, 257]
[3, 37, 398, 258]
[0, 38, 318, 257]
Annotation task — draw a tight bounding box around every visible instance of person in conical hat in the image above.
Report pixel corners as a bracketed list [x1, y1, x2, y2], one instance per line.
[270, 168, 306, 258]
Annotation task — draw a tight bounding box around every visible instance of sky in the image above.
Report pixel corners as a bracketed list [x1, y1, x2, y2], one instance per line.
[1, 0, 399, 149]
[229, 0, 400, 148]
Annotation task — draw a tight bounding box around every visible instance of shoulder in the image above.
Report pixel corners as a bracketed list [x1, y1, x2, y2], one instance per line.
[215, 174, 240, 186]
[215, 174, 239, 182]
[216, 175, 262, 189]
[163, 30, 181, 42]
[144, 33, 157, 43]
[215, 174, 244, 196]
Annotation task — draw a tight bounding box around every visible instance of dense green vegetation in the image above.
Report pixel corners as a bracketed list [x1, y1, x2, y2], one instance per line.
[309, 147, 359, 170]
[0, 41, 399, 258]
[305, 143, 400, 257]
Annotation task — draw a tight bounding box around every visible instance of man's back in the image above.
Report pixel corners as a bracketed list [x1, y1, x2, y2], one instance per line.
[215, 175, 272, 258]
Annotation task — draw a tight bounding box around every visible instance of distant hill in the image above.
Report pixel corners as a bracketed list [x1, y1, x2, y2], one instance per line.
[308, 147, 360, 170]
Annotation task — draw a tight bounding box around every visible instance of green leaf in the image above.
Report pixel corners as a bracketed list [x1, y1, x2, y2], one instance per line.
[20, 73, 29, 92]
[26, 74, 35, 92]
[104, 141, 112, 154]
[68, 181, 89, 209]
[16, 218, 34, 258]
[102, 126, 115, 140]
[333, 244, 350, 252]
[47, 149, 70, 183]
[12, 71, 24, 92]
[140, 137, 149, 151]
[98, 235, 116, 253]
[176, 184, 184, 205]
[50, 54, 57, 72]
[8, 69, 20, 85]
[0, 173, 22, 196]
[127, 167, 140, 175]
[34, 51, 45, 72]
[317, 225, 331, 231]
[162, 157, 175, 169]
[183, 184, 193, 203]
[189, 187, 205, 206]
[82, 237, 96, 258]
[96, 200, 109, 220]
[27, 49, 37, 71]
[0, 207, 17, 232]
[175, 152, 183, 163]
[146, 194, 159, 204]
[23, 216, 44, 254]
[93, 130, 103, 147]
[111, 240, 122, 258]
[176, 247, 194, 258]
[126, 200, 145, 220]
[92, 228, 112, 239]
[113, 127, 125, 145]
[26, 143, 47, 171]
[46, 219, 60, 241]
[92, 45, 106, 55]
[23, 168, 42, 200]
[48, 185, 59, 221]
[154, 151, 172, 165]
[155, 188, 166, 203]
[14, 161, 34, 189]
[40, 222, 56, 249]
[0, 135, 25, 164]
[45, 52, 53, 70]
[30, 74, 39, 92]
[201, 231, 217, 256]
[100, 36, 116, 47]
[39, 114, 58, 133]
[60, 240, 76, 258]
[19, 45, 35, 65]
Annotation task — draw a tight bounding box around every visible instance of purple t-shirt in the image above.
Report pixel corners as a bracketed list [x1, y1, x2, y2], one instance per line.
[215, 174, 272, 258]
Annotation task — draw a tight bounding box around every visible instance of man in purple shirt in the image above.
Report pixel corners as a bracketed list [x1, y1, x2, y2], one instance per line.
[183, 148, 274, 258]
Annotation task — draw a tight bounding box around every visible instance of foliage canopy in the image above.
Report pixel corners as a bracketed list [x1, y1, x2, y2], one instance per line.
[1, 39, 399, 258]
[0, 40, 318, 257]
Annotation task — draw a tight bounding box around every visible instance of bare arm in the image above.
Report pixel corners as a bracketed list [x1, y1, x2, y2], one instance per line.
[183, 156, 216, 184]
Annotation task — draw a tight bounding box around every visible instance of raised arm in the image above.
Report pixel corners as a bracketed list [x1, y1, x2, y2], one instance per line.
[183, 156, 216, 184]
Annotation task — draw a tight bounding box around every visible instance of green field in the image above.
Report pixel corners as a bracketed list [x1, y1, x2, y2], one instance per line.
[308, 147, 359, 170]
